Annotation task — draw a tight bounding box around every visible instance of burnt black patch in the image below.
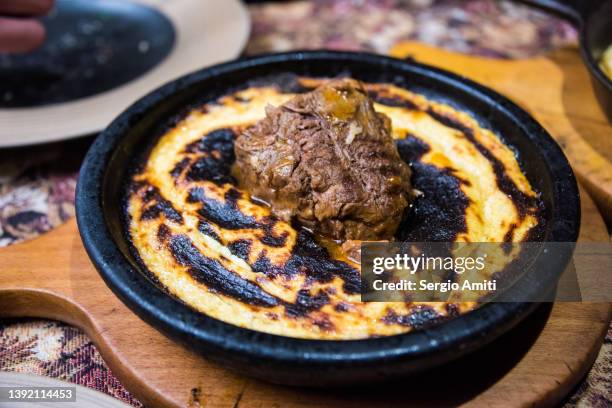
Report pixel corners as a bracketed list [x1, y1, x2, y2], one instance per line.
[184, 128, 236, 185]
[382, 306, 445, 330]
[185, 128, 235, 154]
[368, 91, 419, 110]
[260, 222, 288, 247]
[169, 234, 279, 307]
[396, 137, 468, 242]
[251, 252, 284, 277]
[399, 163, 469, 242]
[225, 187, 242, 202]
[285, 229, 361, 294]
[285, 289, 330, 317]
[189, 187, 291, 248]
[168, 233, 353, 317]
[396, 135, 431, 163]
[504, 223, 518, 243]
[197, 220, 220, 242]
[188, 187, 260, 230]
[312, 316, 335, 331]
[524, 202, 547, 241]
[266, 312, 279, 320]
[140, 184, 157, 203]
[170, 157, 191, 180]
[157, 224, 171, 243]
[238, 226, 361, 294]
[140, 186, 183, 224]
[228, 239, 252, 261]
[216, 223, 360, 294]
[426, 108, 538, 218]
[334, 302, 350, 312]
[251, 253, 272, 274]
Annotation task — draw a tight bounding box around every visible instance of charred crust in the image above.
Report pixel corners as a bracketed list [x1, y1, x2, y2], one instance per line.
[157, 224, 171, 243]
[251, 252, 284, 277]
[188, 187, 260, 230]
[524, 199, 547, 242]
[312, 316, 335, 332]
[197, 220, 221, 242]
[425, 108, 539, 219]
[265, 312, 279, 321]
[139, 186, 184, 224]
[285, 229, 361, 294]
[334, 302, 351, 312]
[395, 138, 469, 242]
[504, 223, 518, 242]
[169, 234, 279, 307]
[368, 91, 419, 110]
[395, 135, 430, 163]
[184, 128, 236, 185]
[285, 289, 330, 317]
[227, 239, 252, 261]
[140, 184, 157, 203]
[188, 187, 360, 293]
[185, 128, 235, 154]
[259, 221, 288, 247]
[382, 305, 445, 330]
[170, 157, 191, 180]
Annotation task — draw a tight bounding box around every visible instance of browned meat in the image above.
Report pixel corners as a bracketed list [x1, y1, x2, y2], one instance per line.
[234, 78, 412, 241]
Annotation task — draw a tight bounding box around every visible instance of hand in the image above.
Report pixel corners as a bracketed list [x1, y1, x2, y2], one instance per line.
[0, 0, 54, 53]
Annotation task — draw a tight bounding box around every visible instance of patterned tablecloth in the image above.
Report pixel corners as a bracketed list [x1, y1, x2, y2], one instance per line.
[0, 1, 609, 407]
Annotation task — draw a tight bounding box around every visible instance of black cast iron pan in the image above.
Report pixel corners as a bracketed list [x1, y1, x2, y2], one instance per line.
[75, 51, 580, 386]
[519, 0, 612, 122]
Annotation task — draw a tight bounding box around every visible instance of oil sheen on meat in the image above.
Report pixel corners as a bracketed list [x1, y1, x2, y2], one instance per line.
[234, 79, 413, 241]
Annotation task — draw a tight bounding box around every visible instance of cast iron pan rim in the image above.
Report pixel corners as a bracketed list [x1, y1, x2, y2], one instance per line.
[76, 51, 580, 366]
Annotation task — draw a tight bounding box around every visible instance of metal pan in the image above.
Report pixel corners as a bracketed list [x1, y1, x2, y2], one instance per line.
[520, 0, 612, 121]
[75, 51, 580, 386]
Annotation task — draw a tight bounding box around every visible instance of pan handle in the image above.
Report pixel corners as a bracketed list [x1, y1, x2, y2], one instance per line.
[515, 0, 595, 25]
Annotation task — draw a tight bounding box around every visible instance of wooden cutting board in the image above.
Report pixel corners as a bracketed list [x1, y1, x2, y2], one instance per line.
[391, 42, 612, 224]
[0, 184, 609, 408]
[1, 42, 611, 407]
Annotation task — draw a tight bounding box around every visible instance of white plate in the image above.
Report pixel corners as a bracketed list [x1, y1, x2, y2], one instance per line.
[0, 371, 131, 407]
[0, 0, 250, 148]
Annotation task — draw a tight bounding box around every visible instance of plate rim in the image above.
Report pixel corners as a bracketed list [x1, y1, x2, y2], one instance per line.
[0, 0, 251, 148]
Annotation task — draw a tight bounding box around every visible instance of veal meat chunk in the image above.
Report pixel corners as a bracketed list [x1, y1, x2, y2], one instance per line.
[234, 78, 413, 241]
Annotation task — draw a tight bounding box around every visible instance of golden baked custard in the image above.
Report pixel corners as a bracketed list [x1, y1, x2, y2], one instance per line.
[124, 76, 543, 340]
